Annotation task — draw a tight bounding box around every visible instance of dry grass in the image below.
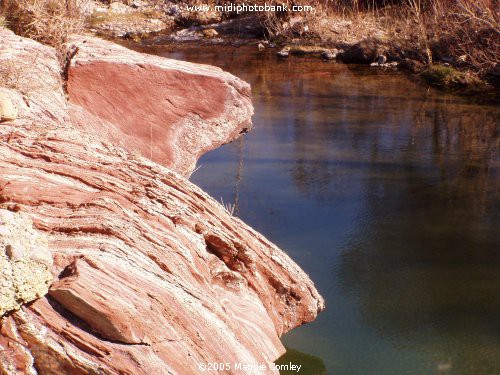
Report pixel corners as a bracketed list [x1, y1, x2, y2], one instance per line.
[0, 53, 58, 94]
[220, 197, 236, 216]
[0, 0, 85, 47]
[263, 0, 498, 75]
[0, 15, 8, 28]
[428, 0, 499, 75]
[377, 0, 498, 74]
[0, 0, 496, 78]
[262, 0, 386, 41]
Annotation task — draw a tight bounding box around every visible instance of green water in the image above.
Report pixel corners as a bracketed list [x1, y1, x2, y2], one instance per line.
[147, 45, 499, 374]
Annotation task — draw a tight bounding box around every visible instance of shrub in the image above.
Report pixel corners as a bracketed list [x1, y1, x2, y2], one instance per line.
[0, 0, 84, 47]
[262, 0, 498, 76]
[432, 0, 499, 75]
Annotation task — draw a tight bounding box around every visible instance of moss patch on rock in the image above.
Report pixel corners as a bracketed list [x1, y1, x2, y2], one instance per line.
[420, 65, 485, 91]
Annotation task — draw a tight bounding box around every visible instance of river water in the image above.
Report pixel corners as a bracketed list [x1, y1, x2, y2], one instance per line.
[146, 45, 499, 374]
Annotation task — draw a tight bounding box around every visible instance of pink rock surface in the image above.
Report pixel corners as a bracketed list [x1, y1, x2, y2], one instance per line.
[0, 28, 324, 374]
[67, 36, 253, 176]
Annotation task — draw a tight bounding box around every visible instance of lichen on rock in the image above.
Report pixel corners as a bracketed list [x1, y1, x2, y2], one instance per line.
[0, 91, 18, 123]
[0, 209, 53, 316]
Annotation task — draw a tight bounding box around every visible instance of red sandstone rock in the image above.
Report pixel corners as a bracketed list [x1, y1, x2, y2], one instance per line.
[66, 35, 253, 176]
[0, 28, 324, 374]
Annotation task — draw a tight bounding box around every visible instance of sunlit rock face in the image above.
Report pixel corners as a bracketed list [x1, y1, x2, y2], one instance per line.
[0, 28, 323, 374]
[66, 35, 254, 177]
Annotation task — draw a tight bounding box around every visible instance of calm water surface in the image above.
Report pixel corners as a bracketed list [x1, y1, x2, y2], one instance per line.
[148, 45, 499, 374]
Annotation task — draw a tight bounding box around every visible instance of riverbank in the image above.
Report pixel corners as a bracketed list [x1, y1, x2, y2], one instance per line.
[3, 0, 495, 95]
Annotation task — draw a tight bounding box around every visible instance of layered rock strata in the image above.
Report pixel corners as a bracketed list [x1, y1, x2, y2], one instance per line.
[0, 28, 324, 374]
[66, 35, 253, 176]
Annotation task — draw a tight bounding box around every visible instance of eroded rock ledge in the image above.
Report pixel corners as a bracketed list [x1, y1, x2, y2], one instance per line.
[0, 28, 324, 374]
[66, 35, 254, 176]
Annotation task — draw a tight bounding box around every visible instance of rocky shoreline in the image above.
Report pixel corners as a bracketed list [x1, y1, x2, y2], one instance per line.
[0, 27, 324, 374]
[84, 1, 498, 97]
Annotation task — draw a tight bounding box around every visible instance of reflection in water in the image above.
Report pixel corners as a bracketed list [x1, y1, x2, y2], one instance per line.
[276, 347, 326, 375]
[143, 44, 500, 374]
[337, 104, 499, 374]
